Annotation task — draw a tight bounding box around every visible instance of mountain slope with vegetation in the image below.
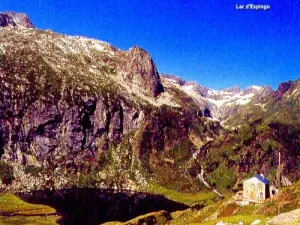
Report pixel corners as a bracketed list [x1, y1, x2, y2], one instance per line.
[189, 79, 300, 191]
[0, 11, 299, 225]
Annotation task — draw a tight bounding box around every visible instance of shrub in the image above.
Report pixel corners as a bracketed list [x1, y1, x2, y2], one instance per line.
[208, 162, 235, 190]
[78, 173, 96, 188]
[24, 165, 44, 177]
[0, 161, 14, 185]
[265, 200, 276, 208]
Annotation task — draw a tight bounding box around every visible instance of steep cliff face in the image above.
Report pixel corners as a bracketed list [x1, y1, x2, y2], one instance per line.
[0, 31, 157, 170]
[0, 93, 141, 169]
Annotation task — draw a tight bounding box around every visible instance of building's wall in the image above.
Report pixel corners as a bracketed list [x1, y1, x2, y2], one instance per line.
[243, 178, 267, 203]
[243, 180, 253, 200]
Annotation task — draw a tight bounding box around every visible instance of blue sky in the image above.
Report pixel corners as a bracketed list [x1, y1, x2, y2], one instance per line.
[1, 0, 299, 89]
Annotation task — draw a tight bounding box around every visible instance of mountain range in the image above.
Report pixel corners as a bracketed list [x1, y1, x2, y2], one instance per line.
[161, 74, 274, 122]
[0, 11, 299, 197]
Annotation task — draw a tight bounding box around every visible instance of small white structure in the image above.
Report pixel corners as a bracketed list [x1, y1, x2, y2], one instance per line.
[269, 185, 278, 197]
[243, 174, 270, 203]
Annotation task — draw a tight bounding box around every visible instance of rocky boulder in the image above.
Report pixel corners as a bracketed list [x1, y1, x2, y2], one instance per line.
[266, 208, 300, 225]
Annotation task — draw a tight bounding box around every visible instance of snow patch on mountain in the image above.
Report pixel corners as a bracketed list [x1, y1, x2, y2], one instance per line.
[182, 85, 195, 91]
[161, 74, 273, 121]
[249, 85, 262, 91]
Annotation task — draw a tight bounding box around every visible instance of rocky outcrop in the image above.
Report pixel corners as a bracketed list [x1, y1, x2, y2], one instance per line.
[0, 12, 34, 28]
[123, 210, 171, 225]
[119, 46, 164, 97]
[266, 208, 300, 225]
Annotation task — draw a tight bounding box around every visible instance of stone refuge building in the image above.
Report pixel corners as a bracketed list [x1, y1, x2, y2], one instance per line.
[243, 174, 270, 203]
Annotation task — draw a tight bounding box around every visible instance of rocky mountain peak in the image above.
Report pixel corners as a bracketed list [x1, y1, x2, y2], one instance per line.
[278, 81, 293, 93]
[273, 81, 293, 100]
[119, 46, 164, 97]
[128, 46, 149, 57]
[224, 85, 241, 94]
[244, 86, 261, 94]
[0, 12, 34, 29]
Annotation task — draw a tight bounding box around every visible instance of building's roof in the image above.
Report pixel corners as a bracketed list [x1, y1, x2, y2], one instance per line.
[254, 175, 269, 184]
[243, 175, 270, 185]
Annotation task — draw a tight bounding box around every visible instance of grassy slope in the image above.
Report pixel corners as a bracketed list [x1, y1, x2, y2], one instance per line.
[170, 179, 300, 225]
[0, 192, 59, 225]
[148, 182, 218, 206]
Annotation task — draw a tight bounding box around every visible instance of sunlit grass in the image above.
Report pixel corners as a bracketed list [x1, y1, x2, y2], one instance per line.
[0, 215, 59, 225]
[148, 182, 218, 206]
[0, 192, 59, 225]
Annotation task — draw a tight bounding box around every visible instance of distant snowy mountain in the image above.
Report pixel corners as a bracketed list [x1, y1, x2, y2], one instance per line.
[161, 74, 273, 121]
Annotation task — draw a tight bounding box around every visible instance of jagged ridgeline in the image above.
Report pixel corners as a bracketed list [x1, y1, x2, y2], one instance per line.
[0, 12, 299, 193]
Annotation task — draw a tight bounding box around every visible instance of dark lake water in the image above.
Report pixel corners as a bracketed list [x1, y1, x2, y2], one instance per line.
[17, 188, 188, 225]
